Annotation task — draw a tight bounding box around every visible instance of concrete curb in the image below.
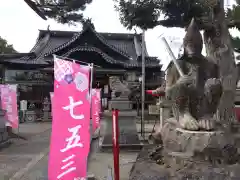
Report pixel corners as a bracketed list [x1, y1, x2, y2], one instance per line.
[0, 139, 12, 150]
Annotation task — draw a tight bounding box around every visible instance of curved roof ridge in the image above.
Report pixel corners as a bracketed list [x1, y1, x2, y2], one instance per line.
[62, 46, 124, 66]
[44, 26, 132, 60]
[62, 45, 159, 68]
[44, 29, 86, 57]
[89, 27, 131, 59]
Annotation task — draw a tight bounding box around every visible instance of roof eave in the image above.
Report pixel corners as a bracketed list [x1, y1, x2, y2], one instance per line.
[0, 53, 36, 60]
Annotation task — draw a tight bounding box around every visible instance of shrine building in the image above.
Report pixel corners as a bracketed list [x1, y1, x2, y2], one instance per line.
[0, 23, 163, 116]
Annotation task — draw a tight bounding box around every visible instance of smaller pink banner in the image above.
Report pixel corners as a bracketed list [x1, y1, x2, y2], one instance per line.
[0, 84, 18, 128]
[91, 89, 101, 132]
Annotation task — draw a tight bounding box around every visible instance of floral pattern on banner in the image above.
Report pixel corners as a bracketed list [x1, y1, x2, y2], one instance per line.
[54, 58, 89, 93]
[74, 72, 89, 92]
[54, 58, 73, 82]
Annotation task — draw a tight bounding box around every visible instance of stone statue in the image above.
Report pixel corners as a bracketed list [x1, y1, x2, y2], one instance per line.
[162, 18, 223, 131]
[109, 76, 131, 99]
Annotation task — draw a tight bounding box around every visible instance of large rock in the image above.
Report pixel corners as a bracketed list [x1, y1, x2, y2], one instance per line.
[130, 119, 240, 180]
[161, 118, 238, 164]
[129, 145, 240, 180]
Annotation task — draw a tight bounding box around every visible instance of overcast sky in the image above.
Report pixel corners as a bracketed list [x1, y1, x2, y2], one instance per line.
[0, 0, 239, 70]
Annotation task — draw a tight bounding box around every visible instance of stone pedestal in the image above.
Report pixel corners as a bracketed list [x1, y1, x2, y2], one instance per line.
[130, 119, 240, 180]
[161, 119, 238, 163]
[100, 115, 142, 151]
[108, 99, 132, 110]
[109, 92, 132, 110]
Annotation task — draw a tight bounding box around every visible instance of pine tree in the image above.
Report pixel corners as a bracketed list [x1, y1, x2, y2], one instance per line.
[0, 36, 16, 54]
[114, 0, 240, 30]
[114, 0, 240, 124]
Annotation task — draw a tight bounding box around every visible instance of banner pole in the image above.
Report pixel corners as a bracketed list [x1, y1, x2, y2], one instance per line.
[89, 63, 94, 119]
[87, 63, 94, 176]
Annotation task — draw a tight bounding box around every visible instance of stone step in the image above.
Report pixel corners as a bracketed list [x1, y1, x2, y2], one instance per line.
[99, 116, 143, 151]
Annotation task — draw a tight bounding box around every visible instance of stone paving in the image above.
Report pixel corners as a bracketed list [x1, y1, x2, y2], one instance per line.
[19, 139, 138, 180]
[0, 122, 51, 180]
[19, 154, 49, 180]
[18, 117, 140, 180]
[0, 116, 156, 180]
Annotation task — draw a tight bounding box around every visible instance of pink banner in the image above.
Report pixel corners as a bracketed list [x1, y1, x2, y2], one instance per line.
[91, 89, 101, 132]
[48, 57, 91, 180]
[0, 84, 18, 128]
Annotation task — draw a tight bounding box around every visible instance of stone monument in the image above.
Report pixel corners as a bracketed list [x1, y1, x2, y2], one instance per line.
[108, 76, 133, 110]
[130, 18, 240, 179]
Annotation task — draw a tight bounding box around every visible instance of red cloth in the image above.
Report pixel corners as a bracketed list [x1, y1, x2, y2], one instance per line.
[146, 90, 165, 97]
[235, 106, 240, 121]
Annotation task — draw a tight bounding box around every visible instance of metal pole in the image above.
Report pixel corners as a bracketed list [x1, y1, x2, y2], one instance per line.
[89, 63, 94, 115]
[88, 63, 94, 171]
[141, 31, 145, 138]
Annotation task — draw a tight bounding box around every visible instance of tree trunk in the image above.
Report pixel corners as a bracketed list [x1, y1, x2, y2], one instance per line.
[203, 0, 238, 129]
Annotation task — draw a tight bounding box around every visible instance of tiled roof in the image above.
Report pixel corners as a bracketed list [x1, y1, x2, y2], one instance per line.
[43, 26, 136, 59]
[5, 26, 161, 68]
[62, 46, 159, 68]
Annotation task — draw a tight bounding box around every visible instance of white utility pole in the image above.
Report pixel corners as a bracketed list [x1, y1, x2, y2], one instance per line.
[141, 30, 145, 138]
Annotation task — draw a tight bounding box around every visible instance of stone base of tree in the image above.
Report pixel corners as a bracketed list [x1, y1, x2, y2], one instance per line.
[130, 120, 240, 180]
